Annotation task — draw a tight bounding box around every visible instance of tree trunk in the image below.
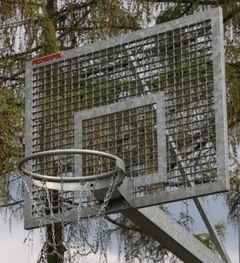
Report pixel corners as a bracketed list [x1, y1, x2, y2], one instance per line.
[47, 223, 66, 263]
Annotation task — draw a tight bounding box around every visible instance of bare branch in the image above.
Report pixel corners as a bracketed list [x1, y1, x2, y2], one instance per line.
[1, 200, 24, 208]
[104, 214, 144, 233]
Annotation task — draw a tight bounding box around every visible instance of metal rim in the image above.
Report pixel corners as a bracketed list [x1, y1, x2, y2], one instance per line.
[18, 149, 125, 183]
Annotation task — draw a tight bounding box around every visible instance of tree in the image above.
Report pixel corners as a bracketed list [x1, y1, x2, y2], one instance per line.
[156, 0, 240, 131]
[0, 1, 158, 262]
[228, 153, 240, 225]
[0, 0, 155, 192]
[0, 0, 153, 201]
[194, 221, 226, 254]
[1, 0, 240, 262]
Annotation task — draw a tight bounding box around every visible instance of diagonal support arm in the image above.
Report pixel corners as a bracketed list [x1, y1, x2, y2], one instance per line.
[122, 206, 227, 263]
[122, 45, 231, 263]
[168, 135, 231, 263]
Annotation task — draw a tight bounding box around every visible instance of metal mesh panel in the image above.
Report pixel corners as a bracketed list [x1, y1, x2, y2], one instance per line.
[24, 8, 228, 228]
[31, 20, 213, 164]
[81, 105, 158, 178]
[166, 84, 216, 188]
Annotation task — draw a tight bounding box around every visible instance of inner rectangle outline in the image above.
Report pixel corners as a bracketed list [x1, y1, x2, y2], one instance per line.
[74, 92, 167, 184]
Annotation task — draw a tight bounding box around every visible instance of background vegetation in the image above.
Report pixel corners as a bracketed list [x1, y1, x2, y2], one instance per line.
[1, 0, 240, 262]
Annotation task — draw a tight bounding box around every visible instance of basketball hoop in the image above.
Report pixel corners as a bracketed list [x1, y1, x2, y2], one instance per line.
[18, 149, 125, 261]
[19, 149, 125, 182]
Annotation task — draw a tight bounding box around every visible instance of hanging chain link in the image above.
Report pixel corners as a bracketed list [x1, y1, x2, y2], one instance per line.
[97, 168, 120, 217]
[61, 169, 121, 258]
[21, 170, 49, 254]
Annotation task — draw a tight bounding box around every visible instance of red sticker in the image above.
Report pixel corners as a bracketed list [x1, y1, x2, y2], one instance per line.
[32, 53, 61, 65]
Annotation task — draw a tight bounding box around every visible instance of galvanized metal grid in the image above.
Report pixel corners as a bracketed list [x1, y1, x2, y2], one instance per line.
[75, 93, 166, 186]
[24, 8, 228, 228]
[81, 105, 158, 178]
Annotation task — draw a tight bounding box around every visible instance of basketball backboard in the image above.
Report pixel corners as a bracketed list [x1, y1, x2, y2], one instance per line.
[23, 7, 228, 229]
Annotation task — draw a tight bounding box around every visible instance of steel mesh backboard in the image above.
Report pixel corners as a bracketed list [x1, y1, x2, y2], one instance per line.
[24, 8, 228, 229]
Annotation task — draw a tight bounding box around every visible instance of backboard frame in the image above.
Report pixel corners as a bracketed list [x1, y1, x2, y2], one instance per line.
[23, 7, 228, 230]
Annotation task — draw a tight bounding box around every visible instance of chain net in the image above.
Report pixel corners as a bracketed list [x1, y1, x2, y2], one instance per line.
[21, 164, 120, 262]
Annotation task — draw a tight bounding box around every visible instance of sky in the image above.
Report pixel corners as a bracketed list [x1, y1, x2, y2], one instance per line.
[0, 195, 239, 263]
[165, 196, 239, 263]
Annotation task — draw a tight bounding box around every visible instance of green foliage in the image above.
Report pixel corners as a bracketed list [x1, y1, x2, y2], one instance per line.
[194, 221, 226, 253]
[226, 62, 240, 162]
[0, 0, 154, 198]
[156, 3, 191, 24]
[0, 1, 158, 262]
[0, 89, 24, 177]
[1, 0, 240, 261]
[105, 213, 167, 262]
[227, 153, 240, 224]
[40, 15, 60, 55]
[155, 0, 240, 123]
[0, 89, 24, 205]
